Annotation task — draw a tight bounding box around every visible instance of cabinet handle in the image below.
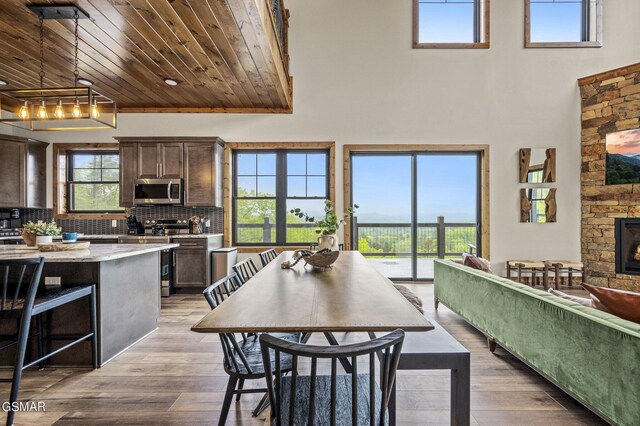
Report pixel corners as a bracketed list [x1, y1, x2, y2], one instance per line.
[179, 243, 199, 246]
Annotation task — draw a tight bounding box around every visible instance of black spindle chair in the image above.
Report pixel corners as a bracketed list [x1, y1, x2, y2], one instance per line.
[0, 258, 98, 426]
[260, 329, 405, 426]
[202, 274, 300, 424]
[259, 248, 279, 267]
[232, 257, 260, 284]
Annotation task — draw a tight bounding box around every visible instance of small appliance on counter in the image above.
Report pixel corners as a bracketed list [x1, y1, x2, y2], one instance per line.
[189, 216, 205, 234]
[0, 211, 22, 237]
[126, 215, 145, 235]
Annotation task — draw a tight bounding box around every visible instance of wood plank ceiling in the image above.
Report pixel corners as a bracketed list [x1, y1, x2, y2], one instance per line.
[0, 0, 292, 113]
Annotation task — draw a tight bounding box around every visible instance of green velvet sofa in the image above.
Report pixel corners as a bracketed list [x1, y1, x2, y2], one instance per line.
[434, 260, 640, 426]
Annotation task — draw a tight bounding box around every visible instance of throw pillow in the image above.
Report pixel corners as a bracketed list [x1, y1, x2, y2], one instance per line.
[548, 288, 592, 307]
[581, 283, 640, 324]
[463, 254, 491, 273]
[393, 284, 424, 314]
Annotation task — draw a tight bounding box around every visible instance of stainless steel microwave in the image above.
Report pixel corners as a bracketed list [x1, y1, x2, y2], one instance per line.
[134, 179, 183, 205]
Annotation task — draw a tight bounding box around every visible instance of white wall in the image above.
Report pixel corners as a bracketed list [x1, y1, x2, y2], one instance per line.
[31, 0, 640, 274]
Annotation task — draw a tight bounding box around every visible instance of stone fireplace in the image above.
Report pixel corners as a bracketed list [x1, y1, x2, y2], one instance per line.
[578, 63, 640, 292]
[615, 218, 640, 276]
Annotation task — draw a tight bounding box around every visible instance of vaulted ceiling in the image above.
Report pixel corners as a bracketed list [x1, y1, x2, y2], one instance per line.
[0, 0, 292, 112]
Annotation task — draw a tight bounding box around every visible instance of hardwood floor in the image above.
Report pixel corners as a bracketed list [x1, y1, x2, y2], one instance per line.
[0, 284, 606, 425]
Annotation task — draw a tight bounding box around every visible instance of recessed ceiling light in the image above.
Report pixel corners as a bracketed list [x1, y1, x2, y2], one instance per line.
[77, 77, 94, 86]
[164, 78, 179, 86]
[0, 79, 7, 86]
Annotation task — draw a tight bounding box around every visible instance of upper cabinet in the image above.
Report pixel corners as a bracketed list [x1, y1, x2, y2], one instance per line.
[0, 135, 48, 209]
[117, 137, 224, 208]
[137, 143, 183, 179]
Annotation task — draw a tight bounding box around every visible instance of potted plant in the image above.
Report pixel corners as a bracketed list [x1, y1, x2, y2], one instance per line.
[21, 220, 62, 246]
[290, 200, 358, 251]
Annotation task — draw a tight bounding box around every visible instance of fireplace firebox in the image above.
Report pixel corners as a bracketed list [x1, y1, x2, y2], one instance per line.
[615, 218, 640, 276]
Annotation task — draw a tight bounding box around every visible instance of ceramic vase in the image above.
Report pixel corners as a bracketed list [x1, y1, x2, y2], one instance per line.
[317, 234, 339, 251]
[35, 236, 53, 245]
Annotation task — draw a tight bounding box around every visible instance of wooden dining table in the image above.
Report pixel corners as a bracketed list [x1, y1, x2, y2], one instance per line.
[191, 250, 433, 334]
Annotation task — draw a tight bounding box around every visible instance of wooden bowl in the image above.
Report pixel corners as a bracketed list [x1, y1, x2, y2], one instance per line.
[303, 250, 340, 269]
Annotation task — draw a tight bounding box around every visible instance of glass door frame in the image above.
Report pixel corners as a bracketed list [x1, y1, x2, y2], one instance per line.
[347, 147, 487, 282]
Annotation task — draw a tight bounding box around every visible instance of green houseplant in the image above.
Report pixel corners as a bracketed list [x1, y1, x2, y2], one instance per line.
[21, 220, 62, 246]
[290, 200, 358, 251]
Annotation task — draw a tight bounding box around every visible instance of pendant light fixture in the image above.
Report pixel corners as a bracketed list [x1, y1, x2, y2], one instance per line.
[0, 4, 116, 131]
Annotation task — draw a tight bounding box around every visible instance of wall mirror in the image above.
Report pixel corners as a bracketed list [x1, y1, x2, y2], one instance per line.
[520, 188, 557, 223]
[519, 148, 556, 183]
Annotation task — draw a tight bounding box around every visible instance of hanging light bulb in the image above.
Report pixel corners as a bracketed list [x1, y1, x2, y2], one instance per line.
[54, 99, 65, 119]
[90, 97, 100, 118]
[36, 100, 48, 119]
[18, 101, 30, 120]
[72, 99, 82, 118]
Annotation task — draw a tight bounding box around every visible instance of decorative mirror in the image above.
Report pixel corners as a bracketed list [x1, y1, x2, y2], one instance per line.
[519, 148, 556, 183]
[520, 188, 557, 223]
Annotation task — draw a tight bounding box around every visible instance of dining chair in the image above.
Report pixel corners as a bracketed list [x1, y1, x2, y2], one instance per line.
[259, 329, 405, 425]
[232, 257, 259, 284]
[202, 274, 300, 424]
[0, 257, 98, 426]
[259, 248, 278, 267]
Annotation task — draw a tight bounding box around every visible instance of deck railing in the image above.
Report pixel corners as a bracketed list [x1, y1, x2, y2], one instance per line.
[237, 216, 478, 257]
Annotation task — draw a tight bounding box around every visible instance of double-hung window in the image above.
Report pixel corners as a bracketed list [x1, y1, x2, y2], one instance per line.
[413, 0, 489, 48]
[233, 150, 330, 245]
[526, 0, 602, 47]
[67, 151, 122, 213]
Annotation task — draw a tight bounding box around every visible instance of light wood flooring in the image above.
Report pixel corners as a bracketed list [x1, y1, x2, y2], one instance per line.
[0, 284, 606, 425]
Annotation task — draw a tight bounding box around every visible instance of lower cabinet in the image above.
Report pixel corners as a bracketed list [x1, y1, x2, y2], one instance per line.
[174, 248, 208, 288]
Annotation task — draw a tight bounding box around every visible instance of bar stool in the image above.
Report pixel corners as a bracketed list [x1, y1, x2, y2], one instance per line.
[506, 260, 547, 288]
[543, 260, 584, 289]
[0, 257, 98, 426]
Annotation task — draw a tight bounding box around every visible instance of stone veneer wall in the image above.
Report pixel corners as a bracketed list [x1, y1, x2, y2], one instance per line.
[578, 63, 640, 292]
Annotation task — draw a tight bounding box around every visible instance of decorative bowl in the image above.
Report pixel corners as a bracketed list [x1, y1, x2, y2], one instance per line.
[303, 250, 340, 270]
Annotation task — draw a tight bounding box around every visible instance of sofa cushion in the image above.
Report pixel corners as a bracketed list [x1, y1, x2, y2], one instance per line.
[548, 288, 592, 307]
[463, 254, 491, 273]
[581, 283, 640, 324]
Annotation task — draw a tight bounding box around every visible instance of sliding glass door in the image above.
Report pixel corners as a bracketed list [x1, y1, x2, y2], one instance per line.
[351, 151, 481, 280]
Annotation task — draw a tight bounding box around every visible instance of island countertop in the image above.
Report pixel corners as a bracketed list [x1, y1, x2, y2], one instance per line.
[0, 243, 179, 262]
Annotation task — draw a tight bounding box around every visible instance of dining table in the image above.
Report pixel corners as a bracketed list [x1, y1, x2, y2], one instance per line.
[191, 250, 433, 334]
[192, 250, 434, 424]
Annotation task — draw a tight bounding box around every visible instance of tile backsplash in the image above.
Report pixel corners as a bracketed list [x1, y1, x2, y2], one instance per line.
[18, 206, 223, 235]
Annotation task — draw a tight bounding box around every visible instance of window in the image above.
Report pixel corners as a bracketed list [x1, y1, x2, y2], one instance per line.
[67, 151, 122, 213]
[526, 0, 602, 47]
[413, 0, 489, 48]
[233, 150, 330, 245]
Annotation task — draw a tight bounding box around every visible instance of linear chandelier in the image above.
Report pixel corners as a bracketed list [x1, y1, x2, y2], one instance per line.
[0, 4, 117, 131]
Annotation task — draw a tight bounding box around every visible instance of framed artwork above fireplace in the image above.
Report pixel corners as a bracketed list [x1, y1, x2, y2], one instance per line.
[605, 128, 640, 185]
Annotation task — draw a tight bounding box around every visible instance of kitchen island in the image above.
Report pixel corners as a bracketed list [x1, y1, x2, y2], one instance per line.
[0, 244, 178, 366]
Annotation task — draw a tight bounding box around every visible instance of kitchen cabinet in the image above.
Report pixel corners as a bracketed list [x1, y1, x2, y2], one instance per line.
[119, 143, 138, 207]
[184, 140, 224, 207]
[0, 135, 48, 208]
[137, 143, 183, 179]
[172, 235, 222, 288]
[116, 137, 224, 207]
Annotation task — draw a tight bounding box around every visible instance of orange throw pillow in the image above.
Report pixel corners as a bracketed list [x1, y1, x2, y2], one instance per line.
[581, 283, 640, 324]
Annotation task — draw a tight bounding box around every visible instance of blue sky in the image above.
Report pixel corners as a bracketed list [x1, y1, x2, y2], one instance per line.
[351, 155, 478, 223]
[417, 0, 582, 43]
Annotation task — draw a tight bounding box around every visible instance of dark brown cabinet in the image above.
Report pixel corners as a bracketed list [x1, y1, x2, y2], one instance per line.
[119, 143, 138, 207]
[171, 236, 222, 288]
[184, 141, 224, 207]
[0, 135, 48, 208]
[136, 143, 183, 179]
[116, 137, 224, 207]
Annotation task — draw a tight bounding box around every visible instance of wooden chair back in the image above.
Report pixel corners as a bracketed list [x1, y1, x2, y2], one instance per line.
[259, 248, 278, 267]
[202, 274, 255, 374]
[0, 257, 45, 314]
[260, 329, 405, 425]
[232, 258, 259, 284]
